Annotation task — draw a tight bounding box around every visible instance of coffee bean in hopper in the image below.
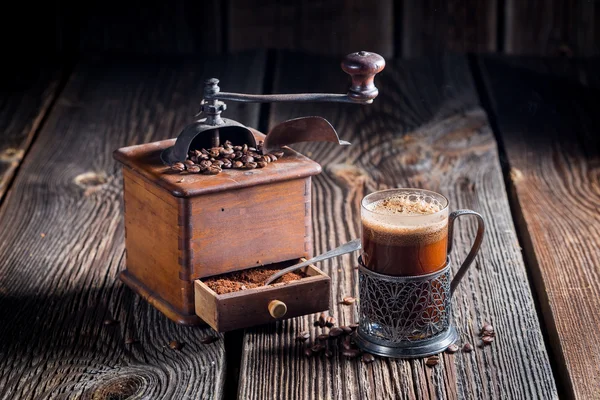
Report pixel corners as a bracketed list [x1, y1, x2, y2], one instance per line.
[463, 343, 474, 353]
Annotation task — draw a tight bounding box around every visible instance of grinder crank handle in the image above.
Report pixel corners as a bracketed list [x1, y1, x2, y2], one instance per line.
[263, 238, 362, 286]
[206, 51, 385, 104]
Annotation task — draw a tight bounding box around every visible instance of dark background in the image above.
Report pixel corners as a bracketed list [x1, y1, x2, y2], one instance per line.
[4, 0, 599, 58]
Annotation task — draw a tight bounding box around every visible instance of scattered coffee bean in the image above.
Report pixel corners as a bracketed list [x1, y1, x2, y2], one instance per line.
[304, 347, 313, 357]
[349, 323, 359, 330]
[184, 159, 195, 166]
[200, 336, 218, 344]
[263, 155, 272, 163]
[326, 316, 336, 328]
[311, 343, 325, 353]
[257, 161, 267, 168]
[341, 336, 353, 350]
[425, 355, 440, 367]
[341, 326, 353, 334]
[481, 323, 495, 337]
[362, 353, 375, 364]
[267, 154, 278, 162]
[187, 165, 201, 173]
[169, 340, 182, 350]
[329, 327, 344, 338]
[318, 313, 327, 328]
[317, 333, 330, 341]
[233, 161, 244, 168]
[463, 343, 474, 353]
[482, 336, 494, 345]
[342, 348, 360, 358]
[341, 296, 356, 305]
[103, 318, 118, 326]
[245, 162, 257, 170]
[297, 331, 310, 342]
[125, 337, 139, 344]
[446, 343, 459, 354]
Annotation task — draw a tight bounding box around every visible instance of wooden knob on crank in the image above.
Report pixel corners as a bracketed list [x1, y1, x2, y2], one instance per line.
[341, 51, 385, 102]
[268, 300, 287, 319]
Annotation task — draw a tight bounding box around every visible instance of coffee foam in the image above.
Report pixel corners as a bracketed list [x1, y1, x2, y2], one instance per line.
[362, 194, 447, 245]
[366, 193, 444, 216]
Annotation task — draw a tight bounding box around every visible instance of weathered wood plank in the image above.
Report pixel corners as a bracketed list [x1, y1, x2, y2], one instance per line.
[402, 0, 497, 58]
[79, 0, 223, 54]
[0, 52, 264, 399]
[228, 0, 394, 58]
[479, 55, 600, 400]
[505, 0, 599, 56]
[238, 52, 557, 399]
[0, 62, 63, 202]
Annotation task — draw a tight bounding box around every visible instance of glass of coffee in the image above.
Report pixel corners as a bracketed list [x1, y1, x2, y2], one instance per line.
[355, 188, 485, 357]
[361, 188, 449, 277]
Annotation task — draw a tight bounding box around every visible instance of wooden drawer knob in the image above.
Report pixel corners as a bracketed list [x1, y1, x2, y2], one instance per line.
[268, 300, 287, 319]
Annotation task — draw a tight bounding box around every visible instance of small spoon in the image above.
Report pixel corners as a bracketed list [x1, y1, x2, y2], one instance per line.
[263, 238, 362, 286]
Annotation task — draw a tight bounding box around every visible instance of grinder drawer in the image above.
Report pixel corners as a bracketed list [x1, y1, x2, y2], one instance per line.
[194, 261, 330, 332]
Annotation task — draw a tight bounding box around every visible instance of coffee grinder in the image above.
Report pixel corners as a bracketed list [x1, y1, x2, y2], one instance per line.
[113, 51, 385, 332]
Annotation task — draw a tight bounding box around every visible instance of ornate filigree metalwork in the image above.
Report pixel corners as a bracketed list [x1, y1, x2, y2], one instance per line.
[358, 263, 451, 345]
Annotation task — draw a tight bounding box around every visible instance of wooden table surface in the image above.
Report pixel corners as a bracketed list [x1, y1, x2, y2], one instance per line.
[0, 51, 597, 399]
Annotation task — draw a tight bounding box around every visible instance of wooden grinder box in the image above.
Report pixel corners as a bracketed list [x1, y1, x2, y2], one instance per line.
[113, 133, 330, 329]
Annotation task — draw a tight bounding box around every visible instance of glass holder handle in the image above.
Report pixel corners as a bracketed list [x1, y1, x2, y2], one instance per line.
[448, 210, 485, 294]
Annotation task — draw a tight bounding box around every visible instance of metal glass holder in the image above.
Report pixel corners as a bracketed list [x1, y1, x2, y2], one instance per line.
[354, 209, 486, 358]
[354, 258, 457, 358]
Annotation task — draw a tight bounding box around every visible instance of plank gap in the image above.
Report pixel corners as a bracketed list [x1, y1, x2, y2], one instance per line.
[224, 329, 245, 399]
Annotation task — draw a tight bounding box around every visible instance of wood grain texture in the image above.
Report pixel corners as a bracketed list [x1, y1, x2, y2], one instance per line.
[78, 0, 223, 54]
[479, 55, 600, 399]
[0, 62, 62, 202]
[505, 0, 599, 56]
[0, 52, 264, 399]
[402, 0, 497, 58]
[228, 0, 394, 58]
[238, 52, 557, 399]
